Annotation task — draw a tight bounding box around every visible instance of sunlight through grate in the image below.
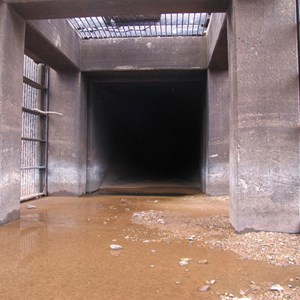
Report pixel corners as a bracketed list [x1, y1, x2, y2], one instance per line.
[68, 13, 210, 39]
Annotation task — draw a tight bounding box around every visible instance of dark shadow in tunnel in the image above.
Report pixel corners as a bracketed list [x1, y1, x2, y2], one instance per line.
[87, 71, 206, 193]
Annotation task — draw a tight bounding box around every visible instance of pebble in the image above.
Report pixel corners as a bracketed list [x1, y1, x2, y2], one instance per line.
[157, 219, 166, 224]
[199, 285, 210, 292]
[187, 235, 196, 241]
[179, 260, 189, 267]
[270, 284, 284, 292]
[180, 258, 192, 262]
[198, 259, 208, 264]
[110, 244, 123, 250]
[210, 279, 216, 285]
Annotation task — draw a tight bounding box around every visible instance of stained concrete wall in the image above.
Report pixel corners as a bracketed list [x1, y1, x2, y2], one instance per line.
[47, 70, 87, 196]
[228, 0, 300, 233]
[204, 69, 229, 195]
[0, 2, 25, 224]
[81, 37, 208, 72]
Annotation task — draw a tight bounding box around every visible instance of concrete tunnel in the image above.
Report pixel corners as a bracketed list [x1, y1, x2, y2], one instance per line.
[1, 0, 300, 233]
[87, 71, 207, 193]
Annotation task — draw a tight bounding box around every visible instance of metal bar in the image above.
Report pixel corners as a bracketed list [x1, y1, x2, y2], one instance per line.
[22, 137, 46, 143]
[20, 192, 45, 202]
[22, 107, 45, 116]
[43, 65, 50, 196]
[23, 76, 46, 90]
[21, 166, 46, 170]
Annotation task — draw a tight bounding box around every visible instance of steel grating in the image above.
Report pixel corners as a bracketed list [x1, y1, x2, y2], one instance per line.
[68, 13, 210, 39]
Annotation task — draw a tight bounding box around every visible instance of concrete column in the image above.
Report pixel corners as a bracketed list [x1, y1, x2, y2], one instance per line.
[0, 3, 25, 225]
[228, 0, 300, 232]
[204, 69, 229, 196]
[48, 70, 87, 196]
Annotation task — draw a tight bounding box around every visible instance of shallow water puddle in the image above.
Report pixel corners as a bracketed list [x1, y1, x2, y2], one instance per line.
[0, 195, 299, 299]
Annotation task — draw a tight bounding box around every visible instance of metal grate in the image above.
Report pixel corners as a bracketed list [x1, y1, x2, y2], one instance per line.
[21, 55, 49, 202]
[68, 13, 210, 39]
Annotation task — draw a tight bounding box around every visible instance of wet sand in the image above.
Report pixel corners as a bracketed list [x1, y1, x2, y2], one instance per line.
[0, 194, 299, 299]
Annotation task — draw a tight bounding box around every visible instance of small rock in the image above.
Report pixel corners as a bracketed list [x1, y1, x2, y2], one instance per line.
[157, 219, 166, 224]
[110, 244, 123, 250]
[186, 235, 196, 241]
[270, 284, 284, 292]
[180, 258, 192, 262]
[26, 204, 37, 209]
[198, 259, 208, 264]
[179, 260, 189, 267]
[150, 265, 155, 268]
[210, 279, 216, 285]
[175, 281, 181, 285]
[199, 285, 210, 292]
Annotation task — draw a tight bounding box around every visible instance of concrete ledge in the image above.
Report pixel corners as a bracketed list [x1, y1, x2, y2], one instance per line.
[81, 36, 208, 72]
[207, 13, 228, 69]
[6, 0, 229, 20]
[25, 19, 80, 71]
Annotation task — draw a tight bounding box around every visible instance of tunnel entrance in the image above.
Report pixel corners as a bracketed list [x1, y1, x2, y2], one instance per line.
[87, 70, 206, 194]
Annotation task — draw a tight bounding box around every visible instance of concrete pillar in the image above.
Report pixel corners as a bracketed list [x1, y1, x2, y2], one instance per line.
[48, 70, 87, 196]
[204, 69, 229, 196]
[0, 3, 25, 225]
[228, 0, 300, 232]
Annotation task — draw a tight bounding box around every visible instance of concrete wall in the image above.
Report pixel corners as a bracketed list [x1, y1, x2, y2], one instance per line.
[81, 37, 208, 72]
[0, 2, 25, 224]
[204, 69, 229, 195]
[47, 70, 87, 196]
[228, 0, 300, 233]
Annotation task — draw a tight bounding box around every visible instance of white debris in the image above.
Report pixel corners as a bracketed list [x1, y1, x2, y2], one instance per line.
[199, 285, 210, 292]
[26, 204, 37, 209]
[110, 244, 123, 250]
[179, 260, 189, 267]
[270, 284, 284, 292]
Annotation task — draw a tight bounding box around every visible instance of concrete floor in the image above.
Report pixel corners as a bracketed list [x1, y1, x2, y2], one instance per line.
[1, 195, 299, 299]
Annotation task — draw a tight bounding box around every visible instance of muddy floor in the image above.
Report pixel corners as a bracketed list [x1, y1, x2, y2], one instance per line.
[0, 194, 300, 300]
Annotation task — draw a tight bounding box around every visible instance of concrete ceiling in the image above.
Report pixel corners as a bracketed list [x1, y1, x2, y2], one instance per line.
[5, 0, 229, 20]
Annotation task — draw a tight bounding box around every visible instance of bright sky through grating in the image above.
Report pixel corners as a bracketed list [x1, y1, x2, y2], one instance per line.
[68, 13, 210, 39]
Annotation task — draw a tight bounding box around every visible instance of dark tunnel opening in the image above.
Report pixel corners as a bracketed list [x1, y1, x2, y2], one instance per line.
[87, 71, 207, 193]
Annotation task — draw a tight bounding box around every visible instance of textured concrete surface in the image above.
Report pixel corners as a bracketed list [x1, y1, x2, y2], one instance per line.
[0, 2, 25, 224]
[81, 37, 208, 72]
[204, 69, 229, 196]
[25, 19, 80, 71]
[228, 0, 300, 233]
[5, 0, 229, 19]
[208, 13, 228, 69]
[47, 70, 87, 196]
